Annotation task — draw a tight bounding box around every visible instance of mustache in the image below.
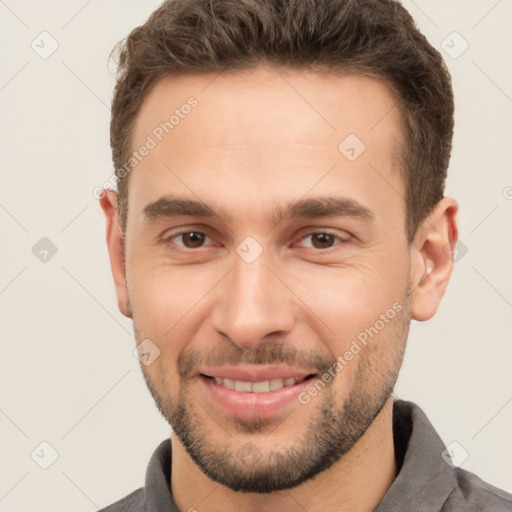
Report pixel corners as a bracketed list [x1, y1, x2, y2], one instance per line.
[177, 341, 335, 379]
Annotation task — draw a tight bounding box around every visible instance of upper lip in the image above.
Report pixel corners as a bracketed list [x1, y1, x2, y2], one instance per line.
[199, 365, 317, 382]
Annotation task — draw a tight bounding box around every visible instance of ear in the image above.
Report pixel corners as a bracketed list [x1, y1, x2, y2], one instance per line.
[99, 189, 132, 318]
[410, 197, 459, 321]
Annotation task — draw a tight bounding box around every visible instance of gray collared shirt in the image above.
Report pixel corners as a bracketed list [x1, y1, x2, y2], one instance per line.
[99, 400, 512, 511]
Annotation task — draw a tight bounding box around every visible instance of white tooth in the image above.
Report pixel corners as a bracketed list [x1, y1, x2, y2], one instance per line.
[223, 378, 235, 390]
[234, 380, 252, 392]
[269, 378, 284, 391]
[252, 380, 271, 393]
[217, 378, 294, 392]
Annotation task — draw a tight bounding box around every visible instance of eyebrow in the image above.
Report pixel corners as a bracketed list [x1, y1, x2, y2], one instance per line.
[142, 195, 375, 225]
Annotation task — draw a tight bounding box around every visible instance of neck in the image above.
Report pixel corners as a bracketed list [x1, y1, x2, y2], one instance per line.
[171, 397, 397, 512]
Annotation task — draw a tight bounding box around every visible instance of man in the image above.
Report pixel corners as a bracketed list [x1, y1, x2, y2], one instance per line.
[98, 0, 512, 510]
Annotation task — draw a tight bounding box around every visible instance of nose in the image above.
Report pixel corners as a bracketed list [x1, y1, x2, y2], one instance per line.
[211, 254, 296, 349]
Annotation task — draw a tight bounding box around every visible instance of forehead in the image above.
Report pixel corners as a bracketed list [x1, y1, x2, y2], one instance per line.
[128, 66, 404, 225]
[133, 65, 401, 147]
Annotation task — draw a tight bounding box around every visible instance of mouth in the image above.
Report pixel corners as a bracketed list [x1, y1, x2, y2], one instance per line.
[197, 369, 319, 419]
[200, 373, 317, 393]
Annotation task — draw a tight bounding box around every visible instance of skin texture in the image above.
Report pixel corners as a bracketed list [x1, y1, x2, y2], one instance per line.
[100, 66, 458, 512]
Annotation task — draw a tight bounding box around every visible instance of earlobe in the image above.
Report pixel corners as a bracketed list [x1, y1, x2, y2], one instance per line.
[99, 189, 132, 319]
[410, 197, 459, 322]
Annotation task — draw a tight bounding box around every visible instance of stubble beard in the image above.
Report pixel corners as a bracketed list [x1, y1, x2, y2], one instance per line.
[136, 290, 411, 493]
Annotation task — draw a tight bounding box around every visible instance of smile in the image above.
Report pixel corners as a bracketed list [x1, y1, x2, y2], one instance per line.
[198, 369, 319, 419]
[201, 374, 314, 393]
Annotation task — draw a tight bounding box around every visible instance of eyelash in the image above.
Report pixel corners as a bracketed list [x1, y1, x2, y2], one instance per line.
[296, 231, 350, 249]
[162, 230, 350, 250]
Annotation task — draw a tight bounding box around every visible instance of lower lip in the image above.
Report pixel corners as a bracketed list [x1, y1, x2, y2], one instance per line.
[200, 375, 315, 419]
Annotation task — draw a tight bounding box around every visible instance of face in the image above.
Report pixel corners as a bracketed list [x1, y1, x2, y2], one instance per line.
[121, 67, 413, 492]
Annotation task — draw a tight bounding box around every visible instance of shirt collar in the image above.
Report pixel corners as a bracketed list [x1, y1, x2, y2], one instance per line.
[375, 400, 456, 511]
[144, 437, 176, 512]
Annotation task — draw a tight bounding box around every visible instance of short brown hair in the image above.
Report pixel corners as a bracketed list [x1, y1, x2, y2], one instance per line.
[110, 0, 454, 243]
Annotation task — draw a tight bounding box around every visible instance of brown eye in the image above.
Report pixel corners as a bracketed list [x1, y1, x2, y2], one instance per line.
[163, 230, 217, 250]
[180, 232, 206, 248]
[310, 233, 337, 249]
[296, 231, 349, 250]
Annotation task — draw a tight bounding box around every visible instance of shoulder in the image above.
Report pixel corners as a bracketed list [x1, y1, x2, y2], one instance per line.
[97, 487, 145, 512]
[442, 468, 512, 511]
[97, 438, 173, 512]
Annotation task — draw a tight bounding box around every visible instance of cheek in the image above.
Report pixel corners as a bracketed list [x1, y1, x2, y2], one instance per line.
[290, 255, 409, 399]
[129, 264, 209, 320]
[292, 258, 406, 340]
[127, 266, 218, 372]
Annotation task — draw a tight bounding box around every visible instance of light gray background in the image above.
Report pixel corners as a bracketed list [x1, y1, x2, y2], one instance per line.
[0, 1, 511, 510]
